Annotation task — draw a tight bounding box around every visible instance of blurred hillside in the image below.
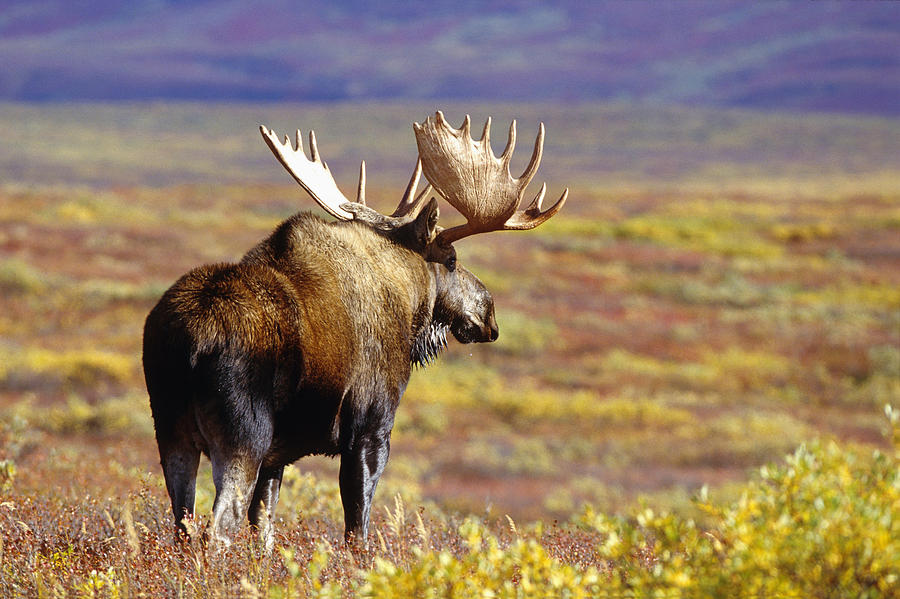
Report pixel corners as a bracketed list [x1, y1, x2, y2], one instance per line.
[0, 1, 897, 114]
[2, 102, 899, 193]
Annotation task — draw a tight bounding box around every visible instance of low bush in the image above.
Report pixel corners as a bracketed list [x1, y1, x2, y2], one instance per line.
[581, 410, 899, 597]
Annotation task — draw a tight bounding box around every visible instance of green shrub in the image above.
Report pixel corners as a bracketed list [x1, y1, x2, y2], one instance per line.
[277, 468, 344, 525]
[2, 394, 152, 436]
[0, 459, 15, 492]
[493, 309, 559, 356]
[0, 259, 48, 294]
[0, 347, 135, 389]
[359, 519, 601, 598]
[583, 418, 899, 597]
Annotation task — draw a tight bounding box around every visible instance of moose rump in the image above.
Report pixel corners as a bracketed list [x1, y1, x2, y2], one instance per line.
[143, 262, 310, 548]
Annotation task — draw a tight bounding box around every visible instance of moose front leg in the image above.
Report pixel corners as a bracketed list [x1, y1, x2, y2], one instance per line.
[339, 428, 391, 548]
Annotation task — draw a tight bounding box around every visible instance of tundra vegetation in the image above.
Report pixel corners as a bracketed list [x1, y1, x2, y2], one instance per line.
[0, 102, 898, 596]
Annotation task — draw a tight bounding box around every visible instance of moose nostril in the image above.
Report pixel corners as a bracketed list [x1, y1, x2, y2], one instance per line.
[490, 325, 499, 342]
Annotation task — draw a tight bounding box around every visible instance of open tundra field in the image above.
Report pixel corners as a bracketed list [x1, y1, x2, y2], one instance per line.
[0, 102, 898, 595]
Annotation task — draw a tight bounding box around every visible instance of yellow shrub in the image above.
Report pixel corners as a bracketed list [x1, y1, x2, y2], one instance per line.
[493, 309, 559, 356]
[702, 347, 790, 391]
[404, 362, 506, 409]
[795, 283, 900, 309]
[0, 347, 135, 388]
[3, 394, 152, 436]
[277, 468, 344, 524]
[613, 214, 783, 258]
[771, 222, 836, 242]
[359, 519, 601, 598]
[584, 428, 899, 597]
[56, 200, 98, 224]
[0, 259, 49, 294]
[598, 349, 719, 388]
[0, 459, 15, 492]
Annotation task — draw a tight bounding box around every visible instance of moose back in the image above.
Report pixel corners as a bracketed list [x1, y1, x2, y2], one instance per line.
[142, 111, 567, 549]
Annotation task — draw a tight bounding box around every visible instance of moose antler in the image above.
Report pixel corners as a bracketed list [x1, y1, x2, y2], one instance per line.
[413, 111, 568, 246]
[260, 125, 432, 224]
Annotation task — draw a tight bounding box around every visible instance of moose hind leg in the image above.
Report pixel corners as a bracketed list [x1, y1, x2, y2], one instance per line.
[194, 352, 275, 548]
[209, 453, 263, 547]
[248, 465, 284, 553]
[160, 446, 201, 537]
[153, 410, 202, 539]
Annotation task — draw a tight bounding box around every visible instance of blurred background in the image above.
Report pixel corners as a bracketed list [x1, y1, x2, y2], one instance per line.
[1, 0, 898, 524]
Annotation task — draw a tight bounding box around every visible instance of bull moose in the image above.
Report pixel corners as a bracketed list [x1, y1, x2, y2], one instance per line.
[142, 111, 568, 549]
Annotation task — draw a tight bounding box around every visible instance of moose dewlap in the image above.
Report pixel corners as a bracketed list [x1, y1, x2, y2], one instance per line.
[142, 111, 568, 550]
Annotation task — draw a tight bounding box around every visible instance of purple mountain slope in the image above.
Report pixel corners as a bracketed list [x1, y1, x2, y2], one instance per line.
[0, 1, 897, 114]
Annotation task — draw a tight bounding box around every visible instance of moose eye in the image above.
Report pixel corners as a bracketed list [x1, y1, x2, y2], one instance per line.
[446, 255, 457, 271]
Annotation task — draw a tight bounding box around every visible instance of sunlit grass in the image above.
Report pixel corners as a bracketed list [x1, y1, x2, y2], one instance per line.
[0, 346, 136, 389]
[2, 393, 152, 436]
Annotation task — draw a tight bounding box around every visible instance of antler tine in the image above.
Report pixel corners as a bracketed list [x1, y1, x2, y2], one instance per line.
[480, 116, 490, 147]
[499, 119, 516, 167]
[357, 161, 366, 205]
[308, 130, 320, 162]
[461, 114, 472, 140]
[504, 184, 569, 230]
[413, 182, 433, 206]
[517, 122, 544, 189]
[402, 158, 422, 206]
[260, 125, 355, 220]
[530, 181, 547, 213]
[392, 158, 428, 217]
[396, 176, 434, 218]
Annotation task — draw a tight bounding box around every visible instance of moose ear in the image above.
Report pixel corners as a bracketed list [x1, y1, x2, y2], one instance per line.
[411, 197, 439, 249]
[382, 197, 439, 253]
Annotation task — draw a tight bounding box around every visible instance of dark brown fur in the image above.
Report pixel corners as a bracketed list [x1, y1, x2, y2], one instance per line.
[143, 204, 497, 549]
